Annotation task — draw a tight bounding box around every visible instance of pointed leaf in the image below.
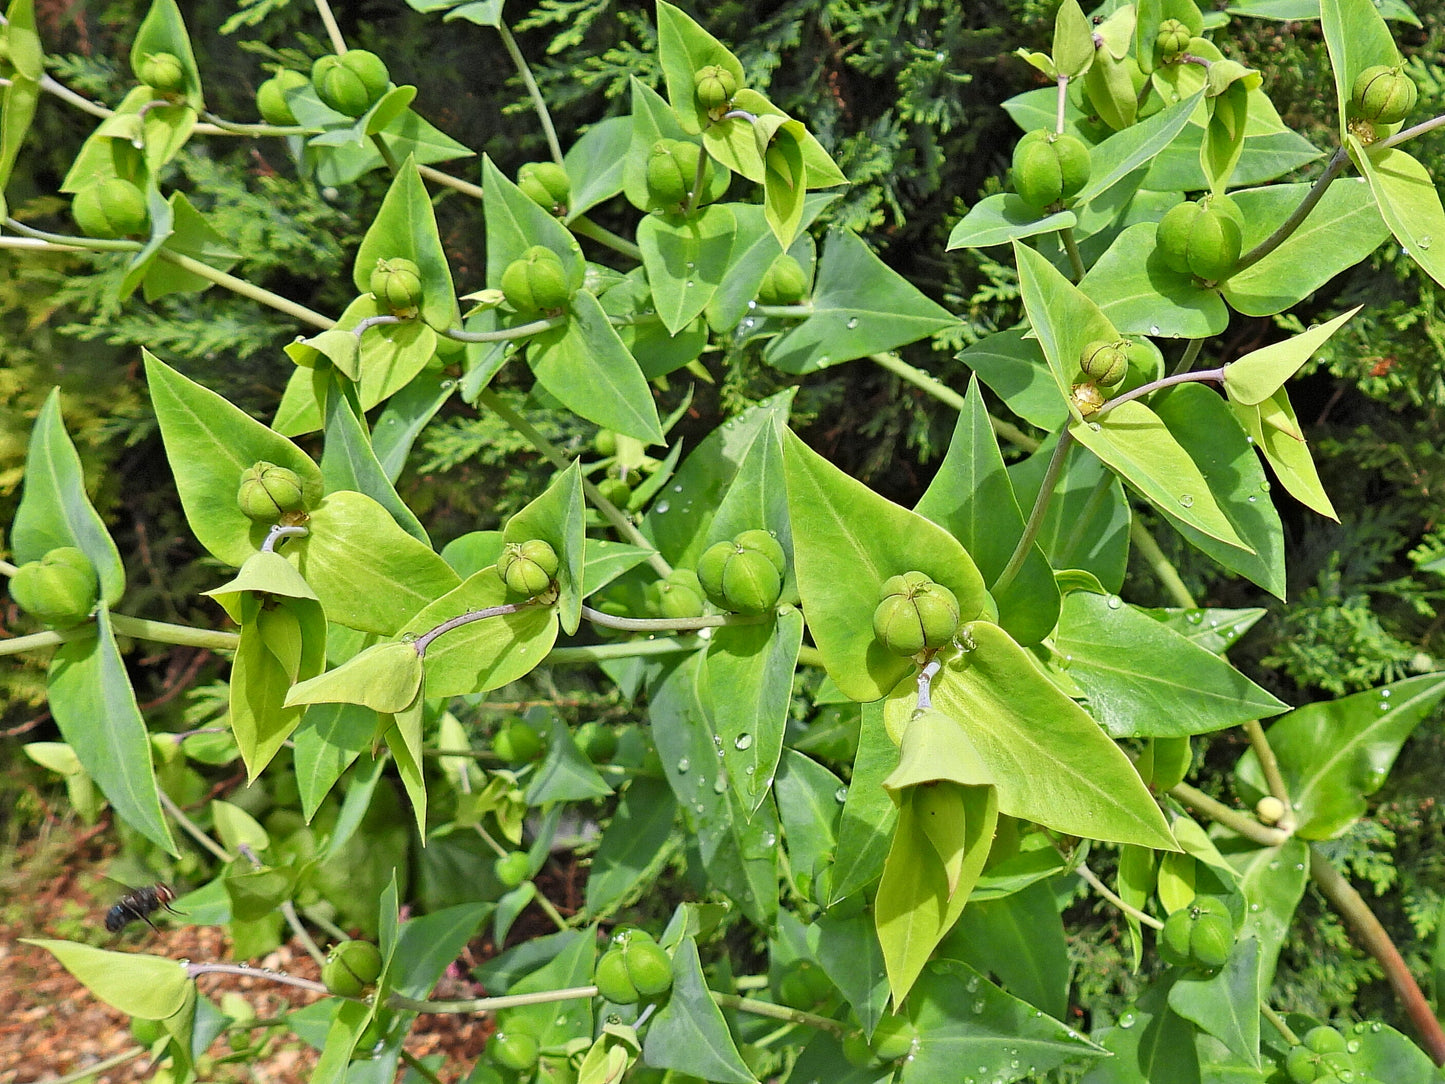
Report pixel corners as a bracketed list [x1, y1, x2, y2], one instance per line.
[1223, 837, 1310, 990]
[285, 641, 424, 713]
[655, 0, 745, 136]
[1348, 139, 1445, 292]
[322, 381, 429, 544]
[24, 941, 190, 1019]
[1168, 938, 1261, 1066]
[638, 205, 735, 334]
[643, 936, 756, 1084]
[940, 880, 1070, 1019]
[1078, 223, 1231, 340]
[1223, 307, 1360, 406]
[1231, 386, 1337, 520]
[526, 714, 613, 804]
[947, 195, 1077, 251]
[483, 154, 585, 289]
[585, 778, 677, 915]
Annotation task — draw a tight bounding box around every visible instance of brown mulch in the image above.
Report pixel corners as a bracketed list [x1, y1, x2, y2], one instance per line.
[0, 841, 499, 1083]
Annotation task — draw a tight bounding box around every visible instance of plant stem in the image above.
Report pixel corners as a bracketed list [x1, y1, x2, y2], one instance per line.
[388, 985, 600, 1014]
[1169, 782, 1289, 847]
[156, 250, 335, 329]
[370, 132, 401, 174]
[1127, 520, 1196, 609]
[159, 789, 233, 863]
[1075, 862, 1163, 929]
[1377, 113, 1445, 150]
[477, 389, 671, 577]
[4, 216, 141, 252]
[711, 993, 846, 1036]
[438, 315, 566, 343]
[282, 901, 327, 967]
[497, 21, 563, 166]
[111, 614, 240, 651]
[188, 961, 331, 995]
[418, 163, 484, 200]
[1061, 226, 1086, 281]
[544, 638, 701, 665]
[1095, 367, 1226, 419]
[1308, 847, 1445, 1065]
[412, 601, 538, 656]
[1168, 337, 1204, 378]
[312, 0, 347, 54]
[44, 1047, 146, 1084]
[753, 303, 814, 319]
[1261, 1003, 1298, 1046]
[532, 888, 572, 932]
[1242, 719, 1297, 833]
[1235, 146, 1349, 273]
[797, 644, 825, 669]
[867, 352, 1039, 451]
[993, 430, 1074, 597]
[581, 604, 764, 633]
[570, 215, 644, 261]
[400, 1051, 445, 1084]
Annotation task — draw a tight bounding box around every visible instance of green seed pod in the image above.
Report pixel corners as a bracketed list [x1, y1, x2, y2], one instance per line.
[500, 245, 573, 314]
[1154, 195, 1243, 282]
[493, 851, 531, 888]
[777, 961, 833, 1010]
[596, 477, 632, 507]
[841, 1030, 877, 1068]
[1158, 907, 1196, 966]
[138, 52, 186, 96]
[321, 939, 382, 996]
[1010, 130, 1091, 210]
[1079, 339, 1130, 387]
[574, 721, 618, 763]
[1154, 19, 1192, 63]
[758, 253, 810, 305]
[370, 257, 424, 318]
[517, 161, 571, 216]
[1285, 1044, 1323, 1084]
[869, 1013, 920, 1062]
[130, 1015, 167, 1046]
[256, 69, 309, 126]
[1304, 1026, 1349, 1055]
[594, 429, 618, 456]
[1351, 64, 1416, 125]
[72, 178, 149, 239]
[492, 720, 544, 764]
[694, 64, 738, 111]
[872, 571, 961, 656]
[489, 1030, 540, 1072]
[697, 538, 784, 615]
[237, 461, 305, 520]
[658, 568, 707, 620]
[9, 547, 99, 627]
[311, 50, 390, 117]
[1189, 911, 1234, 969]
[622, 938, 673, 997]
[498, 538, 560, 597]
[646, 139, 711, 211]
[595, 947, 641, 1004]
[1070, 382, 1107, 418]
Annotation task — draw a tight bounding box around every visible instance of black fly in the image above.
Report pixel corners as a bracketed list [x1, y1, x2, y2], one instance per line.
[104, 883, 182, 933]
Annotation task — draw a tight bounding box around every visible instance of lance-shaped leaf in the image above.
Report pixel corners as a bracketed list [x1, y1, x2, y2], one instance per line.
[585, 778, 677, 916]
[0, 0, 43, 201]
[638, 205, 735, 335]
[886, 623, 1176, 849]
[12, 388, 125, 606]
[766, 230, 959, 375]
[1235, 673, 1445, 839]
[48, 605, 177, 854]
[526, 714, 613, 804]
[285, 641, 424, 714]
[353, 155, 461, 334]
[876, 781, 997, 1006]
[1071, 399, 1250, 551]
[483, 154, 585, 291]
[782, 429, 989, 703]
[1351, 136, 1445, 291]
[655, 0, 745, 136]
[642, 936, 756, 1084]
[1223, 307, 1359, 406]
[144, 350, 323, 568]
[1074, 93, 1201, 207]
[143, 192, 242, 301]
[1051, 0, 1094, 78]
[828, 700, 900, 904]
[229, 590, 328, 778]
[1014, 240, 1122, 401]
[1053, 590, 1287, 738]
[203, 550, 318, 624]
[1223, 836, 1309, 990]
[23, 941, 190, 1020]
[947, 195, 1077, 250]
[1078, 222, 1231, 339]
[1169, 938, 1261, 1067]
[939, 880, 1070, 1020]
[1200, 79, 1252, 195]
[1230, 385, 1337, 520]
[321, 384, 428, 544]
[502, 458, 586, 635]
[384, 696, 427, 835]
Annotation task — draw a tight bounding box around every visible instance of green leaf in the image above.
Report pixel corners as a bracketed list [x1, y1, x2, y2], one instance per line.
[321, 384, 429, 545]
[946, 195, 1078, 251]
[143, 191, 241, 301]
[372, 370, 455, 482]
[956, 329, 1068, 430]
[1201, 81, 1251, 195]
[915, 377, 1060, 645]
[390, 903, 490, 1001]
[1053, 590, 1287, 737]
[901, 960, 1107, 1083]
[891, 624, 1176, 849]
[1168, 938, 1261, 1067]
[0, 0, 42, 197]
[210, 798, 269, 856]
[1078, 223, 1230, 339]
[502, 458, 587, 635]
[1071, 400, 1249, 551]
[637, 205, 735, 334]
[401, 566, 557, 697]
[353, 156, 460, 332]
[1320, 0, 1402, 131]
[297, 490, 460, 635]
[782, 428, 989, 702]
[703, 610, 805, 813]
[1235, 673, 1445, 839]
[1052, 0, 1095, 79]
[23, 940, 190, 1019]
[1083, 1002, 1202, 1084]
[285, 641, 423, 714]
[1222, 183, 1388, 318]
[130, 0, 203, 110]
[1348, 139, 1445, 292]
[293, 702, 375, 820]
[656, 0, 746, 136]
[642, 936, 757, 1084]
[1223, 838, 1309, 990]
[230, 595, 326, 778]
[584, 778, 677, 916]
[1077, 94, 1202, 207]
[12, 388, 125, 605]
[939, 880, 1070, 1019]
[1013, 240, 1122, 402]
[527, 289, 664, 444]
[763, 123, 809, 248]
[1230, 386, 1337, 520]
[499, 928, 595, 1045]
[828, 701, 900, 904]
[773, 750, 843, 896]
[816, 909, 889, 1038]
[766, 230, 959, 375]
[1223, 307, 1360, 406]
[1008, 434, 1130, 593]
[143, 350, 323, 568]
[1150, 385, 1286, 599]
[526, 713, 613, 804]
[876, 783, 997, 1005]
[49, 606, 176, 853]
[384, 697, 428, 836]
[483, 154, 585, 289]
[563, 115, 630, 220]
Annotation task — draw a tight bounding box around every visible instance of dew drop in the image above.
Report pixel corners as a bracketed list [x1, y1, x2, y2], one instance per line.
[685, 261, 696, 270]
[1380, 688, 1392, 698]
[713, 776, 728, 794]
[439, 378, 456, 390]
[685, 280, 695, 288]
[1247, 494, 1257, 503]
[1179, 493, 1195, 508]
[676, 757, 690, 773]
[1186, 610, 1203, 624]
[1149, 325, 1161, 336]
[972, 1000, 985, 1014]
[695, 802, 705, 813]
[965, 976, 980, 992]
[654, 500, 670, 514]
[1118, 1011, 1136, 1029]
[672, 484, 683, 492]
[1259, 479, 1271, 492]
[761, 832, 777, 846]
[1370, 1021, 1382, 1032]
[846, 317, 859, 329]
[1420, 235, 1434, 250]
[834, 785, 849, 803]
[1346, 1039, 1361, 1054]
[745, 765, 755, 775]
[734, 733, 753, 750]
[1106, 594, 1122, 609]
